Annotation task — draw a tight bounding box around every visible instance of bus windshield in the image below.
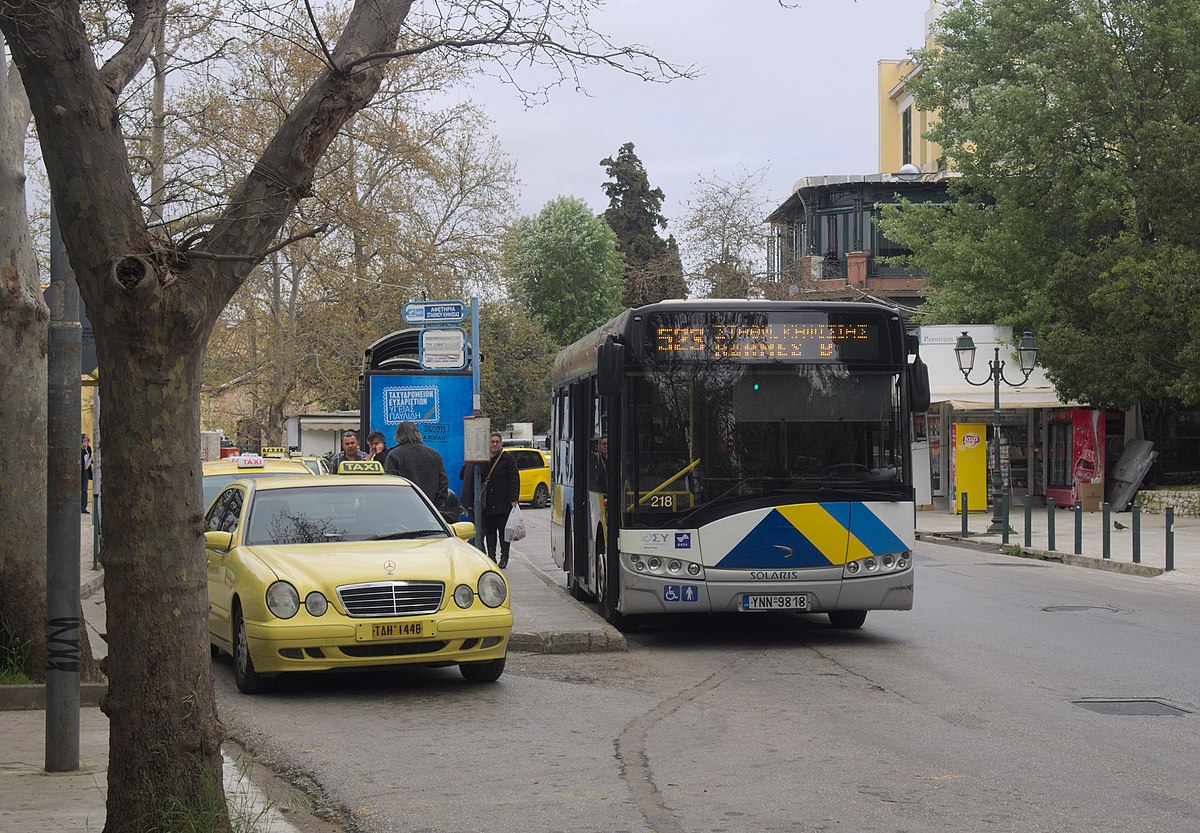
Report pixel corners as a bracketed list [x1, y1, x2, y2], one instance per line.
[624, 363, 905, 522]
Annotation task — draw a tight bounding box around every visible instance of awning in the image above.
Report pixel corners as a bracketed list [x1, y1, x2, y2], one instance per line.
[931, 386, 1079, 411]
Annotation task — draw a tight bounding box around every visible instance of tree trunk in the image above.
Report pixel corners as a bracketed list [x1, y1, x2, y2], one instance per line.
[95, 319, 230, 832]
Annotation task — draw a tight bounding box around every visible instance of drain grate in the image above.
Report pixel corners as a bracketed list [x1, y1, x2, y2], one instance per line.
[1043, 604, 1119, 613]
[1073, 699, 1191, 716]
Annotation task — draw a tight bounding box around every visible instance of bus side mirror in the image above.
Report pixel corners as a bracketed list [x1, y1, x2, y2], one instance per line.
[597, 337, 624, 396]
[908, 357, 931, 413]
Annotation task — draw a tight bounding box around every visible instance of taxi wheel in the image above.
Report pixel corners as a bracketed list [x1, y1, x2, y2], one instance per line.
[233, 606, 274, 694]
[460, 656, 505, 683]
[531, 483, 549, 509]
[828, 610, 868, 629]
[210, 643, 221, 659]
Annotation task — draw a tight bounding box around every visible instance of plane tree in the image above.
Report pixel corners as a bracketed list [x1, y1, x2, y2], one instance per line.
[0, 1, 684, 829]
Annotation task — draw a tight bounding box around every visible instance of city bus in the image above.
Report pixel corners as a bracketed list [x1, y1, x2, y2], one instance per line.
[549, 300, 930, 631]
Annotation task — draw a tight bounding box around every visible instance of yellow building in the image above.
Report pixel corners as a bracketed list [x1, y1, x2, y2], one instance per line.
[878, 1, 946, 175]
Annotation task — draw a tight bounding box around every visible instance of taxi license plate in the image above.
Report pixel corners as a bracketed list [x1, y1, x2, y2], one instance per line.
[358, 620, 433, 641]
[741, 594, 808, 611]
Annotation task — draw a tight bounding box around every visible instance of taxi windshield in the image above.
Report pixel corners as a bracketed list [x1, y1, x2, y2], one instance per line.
[203, 472, 305, 508]
[244, 484, 448, 546]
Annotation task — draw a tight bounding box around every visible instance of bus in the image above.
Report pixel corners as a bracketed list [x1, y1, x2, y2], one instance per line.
[549, 300, 930, 631]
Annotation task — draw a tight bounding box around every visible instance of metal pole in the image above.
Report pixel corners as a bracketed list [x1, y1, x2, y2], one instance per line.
[1001, 496, 1010, 544]
[961, 492, 969, 538]
[1024, 494, 1032, 547]
[987, 349, 1006, 533]
[1047, 497, 1056, 551]
[1102, 502, 1111, 559]
[91, 390, 101, 570]
[1165, 507, 1174, 571]
[46, 205, 81, 772]
[1080, 501, 1089, 554]
[1132, 504, 1140, 564]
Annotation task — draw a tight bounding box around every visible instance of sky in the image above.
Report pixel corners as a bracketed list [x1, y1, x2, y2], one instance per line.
[453, 0, 933, 227]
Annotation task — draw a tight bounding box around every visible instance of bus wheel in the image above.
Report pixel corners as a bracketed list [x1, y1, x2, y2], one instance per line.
[828, 610, 867, 629]
[596, 538, 636, 632]
[564, 523, 583, 600]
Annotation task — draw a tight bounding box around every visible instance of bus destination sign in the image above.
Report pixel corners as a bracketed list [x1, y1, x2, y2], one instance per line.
[651, 321, 881, 362]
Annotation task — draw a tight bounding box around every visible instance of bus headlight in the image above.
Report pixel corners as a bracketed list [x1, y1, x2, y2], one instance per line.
[843, 551, 911, 578]
[623, 553, 704, 579]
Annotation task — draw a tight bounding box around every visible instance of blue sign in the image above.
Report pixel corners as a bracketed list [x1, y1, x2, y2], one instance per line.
[663, 585, 699, 603]
[368, 374, 473, 497]
[402, 300, 467, 325]
[674, 533, 692, 548]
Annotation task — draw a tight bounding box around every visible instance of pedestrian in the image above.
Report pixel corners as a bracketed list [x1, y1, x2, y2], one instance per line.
[329, 430, 368, 470]
[591, 434, 608, 491]
[367, 430, 389, 463]
[461, 432, 519, 568]
[384, 422, 449, 509]
[81, 434, 93, 513]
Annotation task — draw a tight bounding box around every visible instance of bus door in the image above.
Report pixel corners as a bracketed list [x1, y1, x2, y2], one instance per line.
[569, 379, 591, 584]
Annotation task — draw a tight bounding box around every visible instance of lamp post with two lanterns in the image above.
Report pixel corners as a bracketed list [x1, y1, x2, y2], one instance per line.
[954, 330, 1040, 534]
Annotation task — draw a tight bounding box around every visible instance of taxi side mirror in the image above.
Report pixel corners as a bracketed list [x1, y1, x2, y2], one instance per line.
[204, 530, 233, 551]
[451, 521, 476, 541]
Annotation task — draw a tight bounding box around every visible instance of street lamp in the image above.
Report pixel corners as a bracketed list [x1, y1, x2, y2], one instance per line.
[954, 330, 1040, 533]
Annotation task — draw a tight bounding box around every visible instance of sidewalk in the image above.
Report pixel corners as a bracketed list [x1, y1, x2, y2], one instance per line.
[916, 503, 1200, 583]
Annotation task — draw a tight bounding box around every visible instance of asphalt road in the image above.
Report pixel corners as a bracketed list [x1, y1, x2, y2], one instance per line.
[214, 521, 1200, 833]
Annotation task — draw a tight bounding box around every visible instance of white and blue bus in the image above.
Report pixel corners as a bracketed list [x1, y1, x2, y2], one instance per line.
[549, 300, 930, 631]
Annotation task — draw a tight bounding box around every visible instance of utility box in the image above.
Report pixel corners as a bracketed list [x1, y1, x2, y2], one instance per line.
[1076, 481, 1104, 512]
[200, 431, 222, 461]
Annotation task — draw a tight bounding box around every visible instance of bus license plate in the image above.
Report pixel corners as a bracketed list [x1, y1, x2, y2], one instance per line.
[741, 594, 808, 611]
[359, 620, 432, 641]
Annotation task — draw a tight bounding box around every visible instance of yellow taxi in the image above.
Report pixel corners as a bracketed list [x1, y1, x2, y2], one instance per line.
[204, 460, 511, 693]
[202, 448, 313, 509]
[290, 453, 331, 475]
[506, 446, 550, 508]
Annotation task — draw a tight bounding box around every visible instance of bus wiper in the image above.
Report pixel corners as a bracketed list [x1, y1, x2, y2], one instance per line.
[369, 529, 446, 540]
[678, 477, 753, 526]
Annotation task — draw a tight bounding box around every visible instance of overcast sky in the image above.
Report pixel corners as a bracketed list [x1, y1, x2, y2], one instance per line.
[454, 0, 932, 226]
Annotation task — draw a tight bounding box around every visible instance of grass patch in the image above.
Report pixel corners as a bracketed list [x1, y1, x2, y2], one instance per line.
[0, 613, 34, 685]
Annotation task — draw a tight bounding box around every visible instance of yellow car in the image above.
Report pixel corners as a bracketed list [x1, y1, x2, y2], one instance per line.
[204, 463, 511, 693]
[290, 454, 331, 475]
[506, 447, 550, 508]
[202, 453, 314, 509]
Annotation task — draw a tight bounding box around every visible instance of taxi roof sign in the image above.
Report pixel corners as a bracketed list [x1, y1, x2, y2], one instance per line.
[260, 447, 287, 458]
[337, 460, 384, 475]
[235, 454, 265, 468]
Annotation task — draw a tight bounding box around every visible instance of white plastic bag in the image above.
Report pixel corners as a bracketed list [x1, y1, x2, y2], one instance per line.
[504, 505, 527, 542]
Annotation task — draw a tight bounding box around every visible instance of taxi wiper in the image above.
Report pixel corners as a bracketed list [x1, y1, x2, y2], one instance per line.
[369, 529, 446, 540]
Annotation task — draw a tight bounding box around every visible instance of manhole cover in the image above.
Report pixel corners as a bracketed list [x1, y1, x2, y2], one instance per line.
[1042, 605, 1119, 613]
[1073, 699, 1191, 716]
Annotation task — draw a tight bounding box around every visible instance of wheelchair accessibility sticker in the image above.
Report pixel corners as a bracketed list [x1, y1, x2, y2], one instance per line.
[663, 585, 699, 603]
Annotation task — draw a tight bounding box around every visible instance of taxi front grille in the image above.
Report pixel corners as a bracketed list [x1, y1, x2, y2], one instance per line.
[337, 581, 444, 617]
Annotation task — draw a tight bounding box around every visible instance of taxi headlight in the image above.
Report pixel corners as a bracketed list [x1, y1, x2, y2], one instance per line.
[477, 572, 507, 608]
[304, 592, 328, 616]
[454, 584, 475, 608]
[266, 581, 300, 619]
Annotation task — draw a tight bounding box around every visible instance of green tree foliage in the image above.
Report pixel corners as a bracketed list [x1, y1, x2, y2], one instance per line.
[506, 196, 624, 344]
[879, 0, 1200, 408]
[679, 166, 772, 299]
[601, 142, 687, 306]
[479, 300, 556, 431]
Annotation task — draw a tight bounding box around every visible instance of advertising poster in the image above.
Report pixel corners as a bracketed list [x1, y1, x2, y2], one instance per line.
[952, 421, 988, 513]
[367, 374, 473, 496]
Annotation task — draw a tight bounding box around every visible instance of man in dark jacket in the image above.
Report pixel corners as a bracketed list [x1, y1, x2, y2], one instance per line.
[461, 432, 519, 567]
[384, 422, 449, 509]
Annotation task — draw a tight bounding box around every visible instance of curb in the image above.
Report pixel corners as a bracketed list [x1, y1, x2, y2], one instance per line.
[81, 570, 104, 599]
[0, 682, 107, 711]
[917, 531, 1164, 578]
[510, 563, 627, 654]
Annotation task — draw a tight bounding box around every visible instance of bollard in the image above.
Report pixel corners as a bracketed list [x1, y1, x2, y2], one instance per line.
[1001, 495, 1010, 544]
[961, 492, 969, 538]
[1024, 495, 1033, 547]
[1102, 502, 1111, 559]
[1132, 503, 1140, 564]
[1080, 501, 1089, 554]
[1047, 497, 1056, 551]
[1165, 507, 1174, 571]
